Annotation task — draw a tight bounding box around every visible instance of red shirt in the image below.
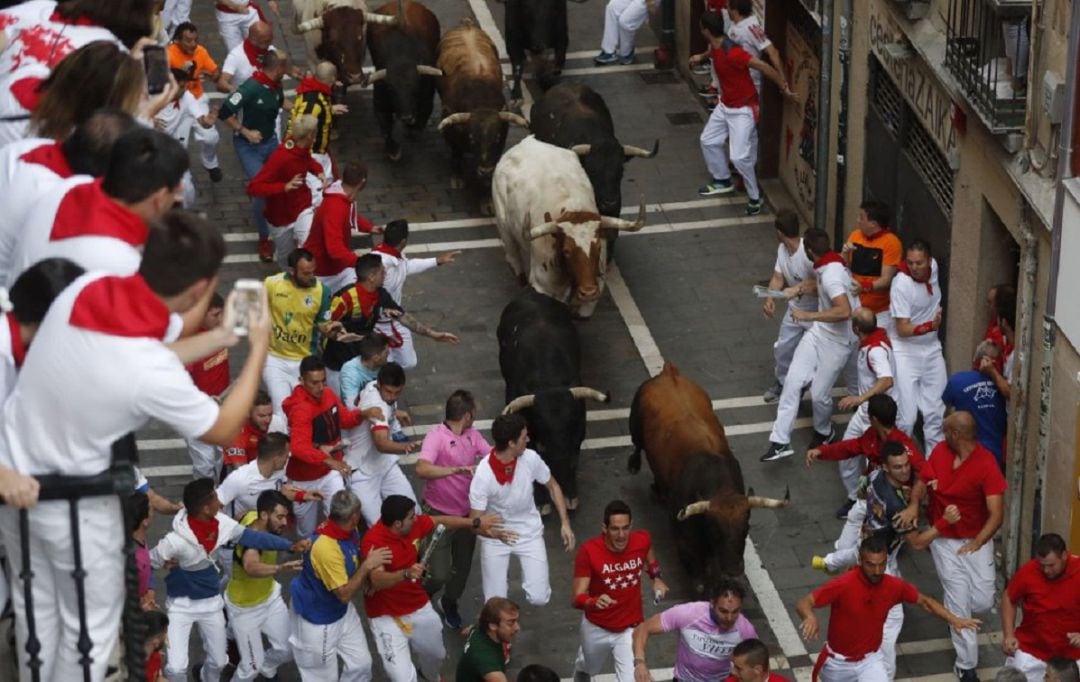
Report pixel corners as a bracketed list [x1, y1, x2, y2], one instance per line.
[817, 426, 925, 475]
[711, 44, 758, 109]
[304, 187, 373, 277]
[1006, 553, 1080, 662]
[185, 331, 229, 396]
[146, 650, 163, 681]
[223, 420, 265, 466]
[921, 442, 1007, 539]
[361, 514, 435, 618]
[573, 530, 652, 631]
[247, 142, 323, 227]
[811, 569, 919, 658]
[282, 384, 362, 481]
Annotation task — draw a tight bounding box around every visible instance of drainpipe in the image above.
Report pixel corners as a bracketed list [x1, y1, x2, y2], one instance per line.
[832, 0, 852, 242]
[814, 0, 834, 234]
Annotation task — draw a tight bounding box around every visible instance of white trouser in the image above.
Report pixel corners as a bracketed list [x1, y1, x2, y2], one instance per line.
[838, 405, 870, 500]
[929, 537, 996, 670]
[181, 170, 196, 208]
[309, 152, 334, 207]
[818, 648, 889, 682]
[876, 310, 896, 340]
[185, 437, 221, 480]
[893, 345, 947, 452]
[369, 602, 445, 682]
[774, 306, 812, 386]
[349, 465, 417, 528]
[376, 320, 417, 370]
[162, 0, 193, 35]
[164, 600, 227, 682]
[600, 0, 649, 56]
[769, 331, 857, 444]
[182, 98, 221, 171]
[1004, 649, 1048, 682]
[318, 269, 357, 297]
[700, 102, 760, 200]
[216, 8, 259, 53]
[263, 353, 302, 418]
[479, 533, 551, 606]
[574, 617, 634, 681]
[0, 498, 123, 682]
[292, 470, 345, 537]
[290, 604, 372, 682]
[269, 208, 315, 270]
[226, 586, 292, 682]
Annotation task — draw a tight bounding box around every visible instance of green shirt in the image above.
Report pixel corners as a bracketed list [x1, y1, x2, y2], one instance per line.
[225, 511, 277, 607]
[219, 77, 284, 141]
[456, 628, 507, 681]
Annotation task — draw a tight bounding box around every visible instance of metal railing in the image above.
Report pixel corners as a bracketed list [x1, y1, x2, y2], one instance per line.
[3, 434, 146, 682]
[944, 0, 1031, 133]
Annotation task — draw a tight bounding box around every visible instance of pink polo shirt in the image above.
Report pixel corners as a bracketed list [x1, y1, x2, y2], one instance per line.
[419, 423, 491, 516]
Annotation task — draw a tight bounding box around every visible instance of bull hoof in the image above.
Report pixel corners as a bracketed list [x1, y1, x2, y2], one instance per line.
[539, 503, 553, 516]
[386, 144, 402, 162]
[566, 497, 579, 511]
[449, 176, 464, 190]
[479, 200, 494, 216]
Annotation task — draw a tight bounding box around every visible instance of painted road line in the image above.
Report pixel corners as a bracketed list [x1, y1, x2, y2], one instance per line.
[528, 63, 655, 78]
[501, 47, 658, 64]
[606, 264, 664, 376]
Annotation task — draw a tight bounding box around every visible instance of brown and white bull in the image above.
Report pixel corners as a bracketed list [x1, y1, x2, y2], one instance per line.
[628, 362, 789, 590]
[492, 135, 644, 318]
[292, 0, 398, 85]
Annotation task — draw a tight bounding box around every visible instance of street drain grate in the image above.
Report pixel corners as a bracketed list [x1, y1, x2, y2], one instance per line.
[666, 111, 702, 125]
[639, 71, 679, 85]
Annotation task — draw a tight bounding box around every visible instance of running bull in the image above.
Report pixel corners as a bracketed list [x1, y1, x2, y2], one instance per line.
[504, 0, 568, 101]
[292, 0, 398, 86]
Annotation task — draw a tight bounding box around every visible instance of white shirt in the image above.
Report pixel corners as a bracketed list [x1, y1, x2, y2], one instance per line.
[774, 239, 817, 312]
[375, 249, 438, 306]
[855, 337, 897, 398]
[889, 259, 942, 351]
[344, 380, 401, 476]
[217, 460, 286, 518]
[222, 41, 276, 87]
[155, 90, 209, 141]
[811, 260, 858, 342]
[727, 15, 771, 91]
[0, 273, 219, 476]
[469, 448, 551, 541]
[0, 312, 18, 404]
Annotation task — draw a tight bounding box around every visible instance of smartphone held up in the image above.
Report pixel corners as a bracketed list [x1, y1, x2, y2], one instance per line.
[229, 279, 264, 337]
[143, 45, 170, 95]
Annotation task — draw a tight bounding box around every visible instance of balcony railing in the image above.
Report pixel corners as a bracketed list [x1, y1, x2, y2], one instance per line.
[1, 435, 146, 682]
[944, 0, 1031, 133]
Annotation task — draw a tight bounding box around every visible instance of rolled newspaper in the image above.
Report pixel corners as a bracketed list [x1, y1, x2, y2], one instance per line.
[414, 523, 446, 581]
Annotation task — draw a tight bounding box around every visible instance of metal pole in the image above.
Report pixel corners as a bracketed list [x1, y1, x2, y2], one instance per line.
[814, 0, 835, 233]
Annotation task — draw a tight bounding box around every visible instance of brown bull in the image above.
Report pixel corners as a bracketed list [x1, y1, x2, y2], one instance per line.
[628, 362, 788, 588]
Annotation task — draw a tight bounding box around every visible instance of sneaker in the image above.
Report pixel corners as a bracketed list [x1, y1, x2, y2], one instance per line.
[691, 60, 711, 75]
[835, 498, 856, 520]
[391, 430, 409, 444]
[811, 555, 839, 575]
[617, 50, 635, 65]
[809, 424, 838, 448]
[258, 238, 273, 263]
[763, 381, 782, 403]
[441, 596, 463, 630]
[698, 178, 734, 196]
[955, 667, 979, 682]
[746, 196, 763, 216]
[207, 167, 223, 183]
[593, 51, 618, 65]
[704, 96, 718, 111]
[760, 442, 794, 462]
[697, 84, 718, 97]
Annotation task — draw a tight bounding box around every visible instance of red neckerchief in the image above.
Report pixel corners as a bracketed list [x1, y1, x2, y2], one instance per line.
[187, 515, 220, 554]
[372, 242, 402, 259]
[241, 39, 267, 67]
[19, 141, 73, 178]
[354, 286, 381, 319]
[69, 275, 171, 338]
[812, 251, 846, 268]
[897, 261, 933, 295]
[50, 179, 148, 245]
[49, 10, 97, 26]
[10, 76, 44, 112]
[6, 314, 26, 368]
[859, 327, 892, 350]
[252, 69, 282, 90]
[488, 449, 517, 486]
[297, 75, 332, 96]
[316, 519, 357, 542]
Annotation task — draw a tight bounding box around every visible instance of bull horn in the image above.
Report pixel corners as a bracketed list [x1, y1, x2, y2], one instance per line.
[364, 10, 399, 25]
[417, 65, 444, 77]
[598, 197, 646, 232]
[297, 16, 324, 31]
[747, 486, 791, 509]
[528, 221, 559, 240]
[623, 139, 659, 158]
[366, 69, 387, 84]
[498, 111, 530, 128]
[569, 387, 610, 403]
[438, 112, 472, 131]
[677, 500, 711, 521]
[570, 144, 591, 157]
[502, 394, 536, 414]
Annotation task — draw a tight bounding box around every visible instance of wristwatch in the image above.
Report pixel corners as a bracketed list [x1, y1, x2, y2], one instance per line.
[633, 658, 646, 667]
[472, 517, 482, 529]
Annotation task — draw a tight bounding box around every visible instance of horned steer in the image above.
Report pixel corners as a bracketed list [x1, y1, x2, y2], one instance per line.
[628, 362, 790, 590]
[367, 0, 441, 161]
[504, 0, 568, 101]
[498, 288, 609, 512]
[492, 135, 644, 318]
[436, 20, 528, 208]
[291, 0, 397, 85]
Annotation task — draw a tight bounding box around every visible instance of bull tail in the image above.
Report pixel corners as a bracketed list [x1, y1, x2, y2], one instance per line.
[627, 384, 644, 474]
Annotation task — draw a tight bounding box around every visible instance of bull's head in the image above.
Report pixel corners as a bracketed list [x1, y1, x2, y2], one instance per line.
[438, 110, 529, 177]
[367, 63, 443, 125]
[570, 140, 659, 217]
[677, 487, 791, 580]
[302, 7, 395, 86]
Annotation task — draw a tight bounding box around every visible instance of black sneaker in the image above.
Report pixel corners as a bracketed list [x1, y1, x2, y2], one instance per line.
[208, 167, 223, 183]
[809, 424, 838, 448]
[441, 596, 463, 629]
[955, 667, 979, 682]
[760, 442, 794, 462]
[835, 499, 856, 520]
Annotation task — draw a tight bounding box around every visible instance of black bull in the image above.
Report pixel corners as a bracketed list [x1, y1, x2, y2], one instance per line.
[504, 0, 568, 100]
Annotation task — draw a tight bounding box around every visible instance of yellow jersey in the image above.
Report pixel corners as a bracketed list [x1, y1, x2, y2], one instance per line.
[225, 511, 277, 607]
[264, 272, 331, 360]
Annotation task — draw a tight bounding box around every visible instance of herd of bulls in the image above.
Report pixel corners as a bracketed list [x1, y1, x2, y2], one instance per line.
[292, 0, 789, 589]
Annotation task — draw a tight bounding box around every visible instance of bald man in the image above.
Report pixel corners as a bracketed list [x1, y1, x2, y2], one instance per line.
[921, 411, 1007, 681]
[216, 0, 278, 53]
[221, 22, 276, 93]
[291, 61, 347, 204]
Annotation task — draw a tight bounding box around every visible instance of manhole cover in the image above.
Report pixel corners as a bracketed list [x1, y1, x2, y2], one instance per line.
[639, 71, 679, 85]
[666, 111, 702, 126]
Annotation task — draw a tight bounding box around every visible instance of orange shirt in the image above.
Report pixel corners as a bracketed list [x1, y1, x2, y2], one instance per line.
[167, 43, 218, 99]
[846, 228, 902, 313]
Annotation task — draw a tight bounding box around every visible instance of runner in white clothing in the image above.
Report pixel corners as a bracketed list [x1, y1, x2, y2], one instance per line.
[372, 220, 460, 369]
[469, 413, 575, 606]
[702, 0, 786, 100]
[220, 22, 274, 92]
[762, 228, 858, 462]
[761, 208, 817, 403]
[217, 432, 292, 518]
[214, 0, 277, 52]
[155, 68, 219, 208]
[889, 239, 947, 452]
